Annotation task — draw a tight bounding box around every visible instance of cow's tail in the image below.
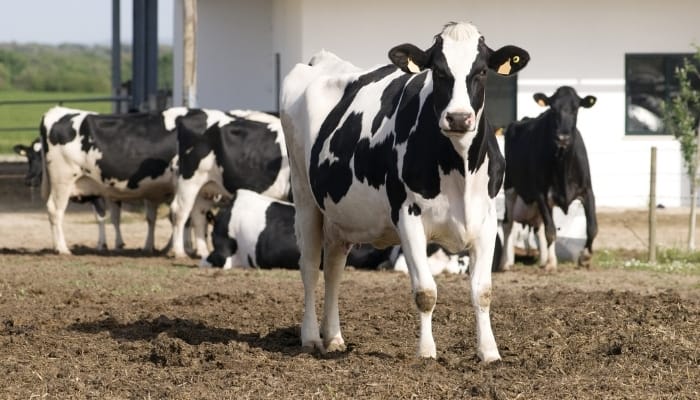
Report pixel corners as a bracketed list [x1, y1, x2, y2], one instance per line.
[39, 116, 50, 201]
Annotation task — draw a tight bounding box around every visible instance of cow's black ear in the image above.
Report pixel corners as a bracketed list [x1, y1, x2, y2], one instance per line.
[388, 43, 429, 74]
[581, 95, 597, 108]
[489, 45, 530, 76]
[13, 144, 28, 156]
[533, 93, 550, 107]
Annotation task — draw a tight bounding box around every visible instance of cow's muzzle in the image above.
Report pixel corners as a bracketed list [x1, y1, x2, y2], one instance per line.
[444, 112, 476, 134]
[555, 134, 571, 150]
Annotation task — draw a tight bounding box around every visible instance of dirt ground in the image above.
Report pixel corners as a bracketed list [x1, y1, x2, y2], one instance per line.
[1, 161, 699, 399]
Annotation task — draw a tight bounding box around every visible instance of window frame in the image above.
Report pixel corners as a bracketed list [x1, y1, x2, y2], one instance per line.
[625, 52, 697, 135]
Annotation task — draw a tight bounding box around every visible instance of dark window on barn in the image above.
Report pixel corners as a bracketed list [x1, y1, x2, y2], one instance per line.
[485, 71, 517, 133]
[626, 53, 700, 135]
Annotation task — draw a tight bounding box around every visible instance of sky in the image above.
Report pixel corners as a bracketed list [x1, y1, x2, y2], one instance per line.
[0, 0, 174, 45]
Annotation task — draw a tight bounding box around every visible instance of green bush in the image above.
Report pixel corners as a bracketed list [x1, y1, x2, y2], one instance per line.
[0, 43, 172, 93]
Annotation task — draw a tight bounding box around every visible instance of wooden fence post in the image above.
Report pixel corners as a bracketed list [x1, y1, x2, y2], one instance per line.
[649, 146, 657, 263]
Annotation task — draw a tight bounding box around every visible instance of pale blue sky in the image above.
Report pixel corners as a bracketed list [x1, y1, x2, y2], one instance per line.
[0, 0, 174, 45]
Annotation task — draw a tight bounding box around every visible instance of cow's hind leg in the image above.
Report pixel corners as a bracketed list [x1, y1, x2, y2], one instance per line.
[296, 202, 324, 352]
[108, 200, 125, 249]
[321, 240, 350, 352]
[90, 197, 108, 251]
[579, 190, 597, 268]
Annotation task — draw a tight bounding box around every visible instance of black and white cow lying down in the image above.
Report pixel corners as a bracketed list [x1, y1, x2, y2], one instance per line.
[201, 189, 467, 273]
[41, 106, 179, 254]
[15, 139, 127, 250]
[281, 22, 529, 362]
[499, 86, 597, 272]
[167, 108, 291, 259]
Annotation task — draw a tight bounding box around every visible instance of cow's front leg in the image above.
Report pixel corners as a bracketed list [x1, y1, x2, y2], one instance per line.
[46, 181, 73, 255]
[579, 190, 597, 268]
[321, 240, 350, 352]
[169, 177, 206, 258]
[470, 211, 501, 362]
[143, 199, 157, 252]
[397, 208, 436, 358]
[536, 197, 557, 271]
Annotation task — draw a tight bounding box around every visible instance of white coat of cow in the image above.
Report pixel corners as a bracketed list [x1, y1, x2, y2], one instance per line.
[281, 22, 529, 362]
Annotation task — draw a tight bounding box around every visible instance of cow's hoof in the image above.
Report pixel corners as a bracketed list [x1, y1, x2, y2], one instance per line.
[323, 337, 346, 353]
[199, 257, 212, 268]
[477, 349, 501, 363]
[168, 250, 189, 259]
[417, 341, 437, 359]
[495, 263, 512, 273]
[541, 263, 557, 272]
[578, 249, 592, 268]
[301, 339, 324, 353]
[116, 242, 126, 249]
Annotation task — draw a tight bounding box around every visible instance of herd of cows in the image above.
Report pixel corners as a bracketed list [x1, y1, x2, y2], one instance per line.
[12, 22, 598, 362]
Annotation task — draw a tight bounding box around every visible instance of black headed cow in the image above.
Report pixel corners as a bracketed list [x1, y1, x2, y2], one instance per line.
[499, 86, 597, 272]
[281, 22, 529, 362]
[167, 108, 291, 259]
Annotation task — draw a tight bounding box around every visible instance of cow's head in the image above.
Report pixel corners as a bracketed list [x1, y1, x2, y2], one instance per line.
[13, 139, 42, 187]
[388, 22, 529, 137]
[533, 86, 596, 152]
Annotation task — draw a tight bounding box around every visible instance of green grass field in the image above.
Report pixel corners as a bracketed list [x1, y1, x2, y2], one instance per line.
[0, 90, 113, 154]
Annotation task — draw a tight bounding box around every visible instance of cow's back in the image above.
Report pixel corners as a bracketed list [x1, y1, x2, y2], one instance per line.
[228, 190, 299, 268]
[81, 112, 177, 189]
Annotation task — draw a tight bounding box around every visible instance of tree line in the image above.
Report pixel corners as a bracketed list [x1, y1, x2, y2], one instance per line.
[0, 43, 173, 92]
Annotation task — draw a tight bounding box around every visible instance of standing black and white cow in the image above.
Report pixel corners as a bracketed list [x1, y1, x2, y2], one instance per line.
[15, 138, 126, 250]
[41, 106, 178, 254]
[167, 108, 291, 258]
[499, 86, 597, 271]
[281, 22, 529, 362]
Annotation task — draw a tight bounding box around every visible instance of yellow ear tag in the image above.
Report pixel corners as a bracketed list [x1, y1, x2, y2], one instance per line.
[512, 55, 520, 64]
[406, 58, 421, 73]
[497, 61, 512, 75]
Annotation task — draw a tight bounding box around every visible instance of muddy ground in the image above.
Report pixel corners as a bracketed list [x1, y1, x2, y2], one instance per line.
[1, 161, 699, 399]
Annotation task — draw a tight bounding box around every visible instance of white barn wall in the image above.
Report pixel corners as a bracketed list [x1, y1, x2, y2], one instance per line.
[174, 0, 700, 207]
[174, 0, 277, 111]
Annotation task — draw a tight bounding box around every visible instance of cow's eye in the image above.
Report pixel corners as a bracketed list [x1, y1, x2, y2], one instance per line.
[479, 69, 487, 77]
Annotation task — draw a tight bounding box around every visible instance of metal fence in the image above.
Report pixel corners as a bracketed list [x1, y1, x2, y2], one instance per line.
[0, 96, 132, 135]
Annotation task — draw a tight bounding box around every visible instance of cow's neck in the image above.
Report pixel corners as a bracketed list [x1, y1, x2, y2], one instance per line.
[551, 134, 579, 209]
